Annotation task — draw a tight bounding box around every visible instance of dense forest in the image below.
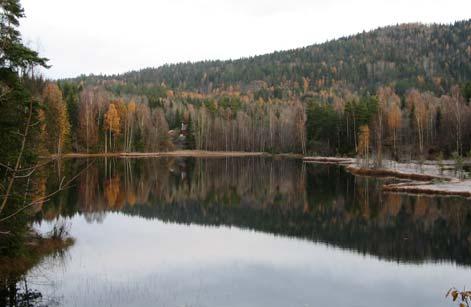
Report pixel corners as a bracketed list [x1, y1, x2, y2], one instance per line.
[54, 19, 471, 160]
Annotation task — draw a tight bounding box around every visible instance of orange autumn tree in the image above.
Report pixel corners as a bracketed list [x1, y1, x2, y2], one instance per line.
[104, 103, 121, 152]
[42, 83, 70, 155]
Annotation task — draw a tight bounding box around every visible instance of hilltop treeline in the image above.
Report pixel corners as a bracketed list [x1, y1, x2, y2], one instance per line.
[79, 20, 471, 96]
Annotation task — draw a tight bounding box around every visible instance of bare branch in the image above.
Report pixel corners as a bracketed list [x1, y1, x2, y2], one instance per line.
[14, 168, 37, 179]
[29, 120, 41, 127]
[0, 160, 96, 223]
[18, 158, 57, 173]
[0, 99, 35, 214]
[0, 162, 14, 172]
[1, 158, 56, 175]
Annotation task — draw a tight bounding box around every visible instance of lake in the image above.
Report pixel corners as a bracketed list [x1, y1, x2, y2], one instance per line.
[5, 157, 471, 306]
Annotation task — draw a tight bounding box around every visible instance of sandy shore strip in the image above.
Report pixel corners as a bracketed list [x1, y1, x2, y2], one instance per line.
[303, 157, 355, 164]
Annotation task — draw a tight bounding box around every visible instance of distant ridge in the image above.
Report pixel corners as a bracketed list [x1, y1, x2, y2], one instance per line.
[75, 20, 471, 96]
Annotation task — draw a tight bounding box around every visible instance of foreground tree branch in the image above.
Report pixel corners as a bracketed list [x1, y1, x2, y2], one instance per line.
[0, 159, 96, 223]
[0, 98, 34, 215]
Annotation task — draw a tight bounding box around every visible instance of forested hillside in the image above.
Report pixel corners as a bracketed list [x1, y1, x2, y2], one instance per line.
[80, 20, 471, 96]
[58, 20, 471, 160]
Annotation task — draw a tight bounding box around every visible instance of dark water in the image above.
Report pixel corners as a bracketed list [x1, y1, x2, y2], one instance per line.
[7, 157, 471, 306]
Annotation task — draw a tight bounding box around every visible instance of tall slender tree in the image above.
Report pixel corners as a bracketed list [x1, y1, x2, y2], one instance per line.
[41, 83, 70, 155]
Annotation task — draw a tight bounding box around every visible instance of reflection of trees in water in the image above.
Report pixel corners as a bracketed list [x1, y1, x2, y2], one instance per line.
[79, 162, 99, 212]
[305, 167, 471, 264]
[38, 158, 471, 265]
[53, 157, 306, 213]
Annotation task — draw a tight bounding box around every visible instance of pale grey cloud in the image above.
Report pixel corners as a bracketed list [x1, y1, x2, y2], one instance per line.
[19, 0, 471, 79]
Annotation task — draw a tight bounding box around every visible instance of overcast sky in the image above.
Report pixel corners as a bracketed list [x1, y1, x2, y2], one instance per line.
[19, 0, 471, 79]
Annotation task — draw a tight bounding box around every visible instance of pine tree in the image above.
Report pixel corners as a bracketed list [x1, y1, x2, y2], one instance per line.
[186, 115, 196, 149]
[0, 0, 50, 248]
[174, 109, 182, 130]
[0, 0, 48, 72]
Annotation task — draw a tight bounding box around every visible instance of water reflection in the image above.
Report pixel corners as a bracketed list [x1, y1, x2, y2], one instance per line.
[37, 157, 471, 266]
[0, 235, 71, 307]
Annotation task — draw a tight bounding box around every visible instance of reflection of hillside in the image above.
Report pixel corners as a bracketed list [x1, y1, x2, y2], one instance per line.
[38, 158, 471, 265]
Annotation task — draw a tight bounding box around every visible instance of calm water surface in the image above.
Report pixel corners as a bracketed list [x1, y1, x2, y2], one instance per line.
[10, 158, 471, 306]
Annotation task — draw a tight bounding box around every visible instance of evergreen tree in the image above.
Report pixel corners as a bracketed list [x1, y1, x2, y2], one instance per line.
[186, 116, 196, 149]
[0, 0, 48, 72]
[463, 81, 471, 104]
[174, 109, 182, 129]
[0, 0, 50, 253]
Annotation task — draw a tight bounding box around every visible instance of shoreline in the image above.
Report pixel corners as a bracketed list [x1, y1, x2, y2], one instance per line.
[382, 180, 471, 198]
[303, 156, 470, 199]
